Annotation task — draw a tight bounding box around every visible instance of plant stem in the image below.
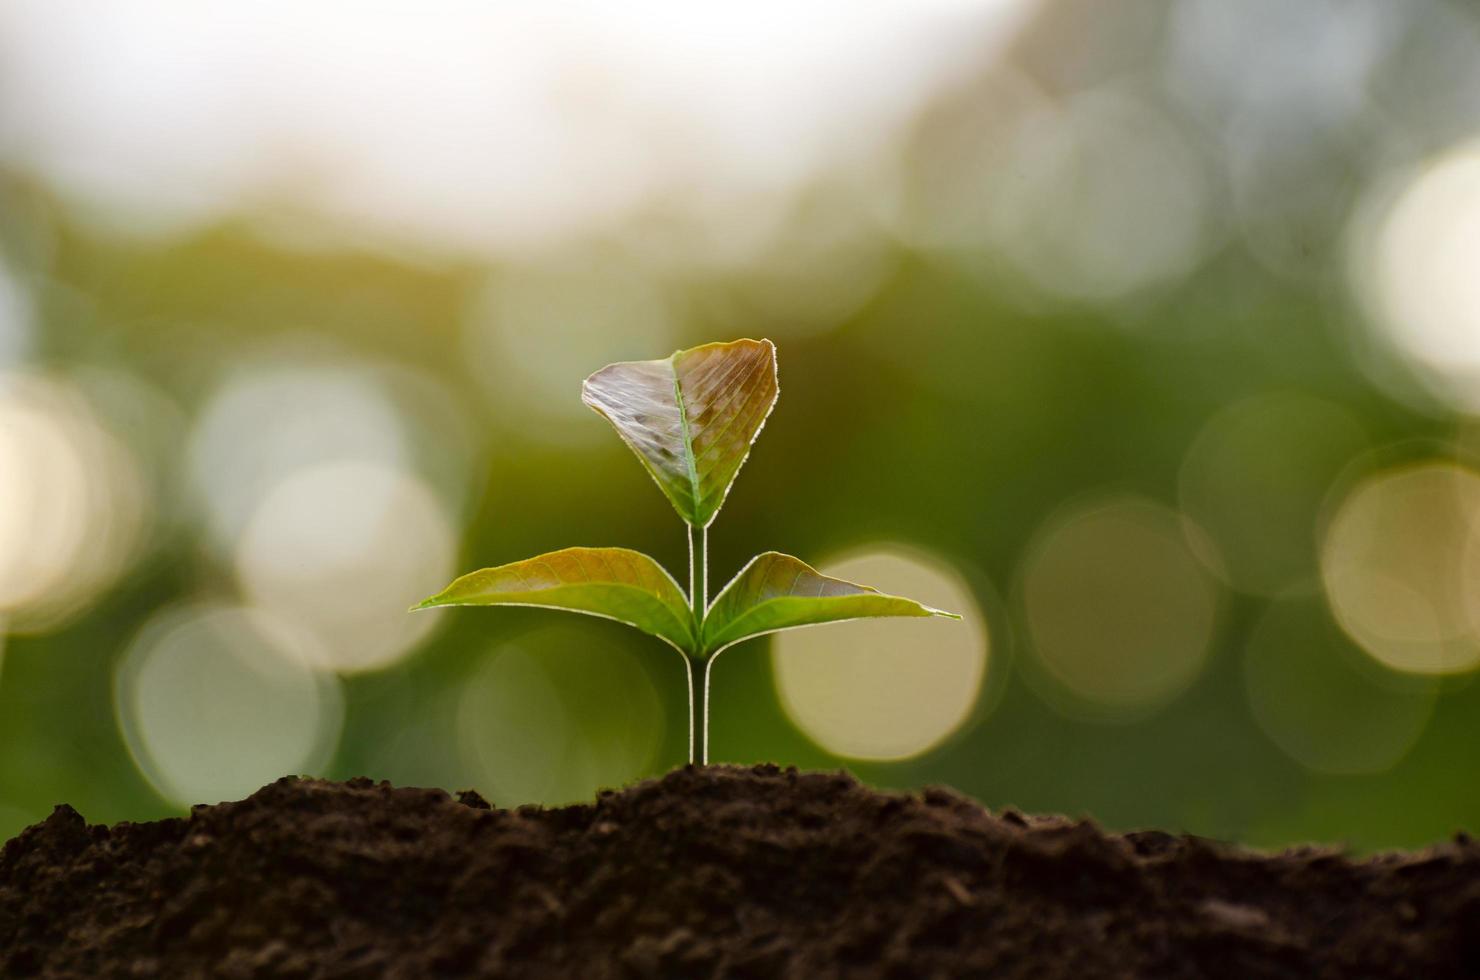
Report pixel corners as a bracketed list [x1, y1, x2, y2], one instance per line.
[684, 524, 711, 765]
[688, 524, 708, 621]
[687, 655, 709, 765]
[686, 526, 697, 620]
[683, 648, 695, 765]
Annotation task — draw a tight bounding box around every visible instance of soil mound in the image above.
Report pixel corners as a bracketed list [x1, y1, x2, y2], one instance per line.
[2, 765, 1477, 978]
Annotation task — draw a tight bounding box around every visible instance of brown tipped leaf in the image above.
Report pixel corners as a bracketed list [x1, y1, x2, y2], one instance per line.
[701, 552, 960, 656]
[414, 547, 696, 652]
[581, 338, 778, 528]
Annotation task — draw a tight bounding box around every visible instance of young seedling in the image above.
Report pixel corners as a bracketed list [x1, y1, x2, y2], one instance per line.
[415, 339, 959, 764]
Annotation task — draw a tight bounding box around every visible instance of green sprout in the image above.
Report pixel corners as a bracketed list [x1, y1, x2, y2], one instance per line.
[415, 339, 959, 764]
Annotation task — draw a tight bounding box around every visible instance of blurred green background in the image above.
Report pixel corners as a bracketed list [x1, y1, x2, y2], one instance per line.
[4, 0, 1480, 851]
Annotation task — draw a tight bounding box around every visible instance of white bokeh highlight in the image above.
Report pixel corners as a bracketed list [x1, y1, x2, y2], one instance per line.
[1355, 142, 1480, 413]
[235, 460, 456, 674]
[941, 84, 1213, 305]
[1321, 461, 1480, 676]
[187, 363, 409, 556]
[771, 547, 986, 761]
[114, 602, 344, 807]
[0, 371, 150, 630]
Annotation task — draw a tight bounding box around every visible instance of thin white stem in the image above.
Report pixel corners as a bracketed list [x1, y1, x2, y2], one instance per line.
[701, 525, 709, 612]
[683, 648, 695, 765]
[701, 656, 713, 765]
[699, 526, 711, 763]
[687, 524, 696, 614]
[685, 524, 706, 765]
[689, 655, 707, 766]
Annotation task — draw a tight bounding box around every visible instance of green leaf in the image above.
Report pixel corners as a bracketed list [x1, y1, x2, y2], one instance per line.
[701, 552, 960, 656]
[414, 547, 696, 653]
[582, 338, 779, 528]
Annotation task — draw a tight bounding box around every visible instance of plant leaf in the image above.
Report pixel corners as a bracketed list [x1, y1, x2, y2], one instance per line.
[701, 552, 960, 656]
[582, 338, 778, 528]
[414, 547, 696, 652]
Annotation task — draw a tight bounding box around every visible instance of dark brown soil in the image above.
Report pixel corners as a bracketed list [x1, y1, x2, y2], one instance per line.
[1, 765, 1477, 979]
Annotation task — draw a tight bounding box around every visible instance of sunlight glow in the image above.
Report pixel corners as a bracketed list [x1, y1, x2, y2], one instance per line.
[996, 89, 1212, 302]
[114, 602, 343, 807]
[234, 460, 455, 674]
[1321, 461, 1480, 675]
[187, 361, 409, 556]
[771, 546, 986, 761]
[1358, 142, 1480, 412]
[0, 1, 1036, 257]
[0, 372, 149, 630]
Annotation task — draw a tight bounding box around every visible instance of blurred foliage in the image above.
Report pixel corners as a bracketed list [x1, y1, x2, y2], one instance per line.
[3, 0, 1480, 852]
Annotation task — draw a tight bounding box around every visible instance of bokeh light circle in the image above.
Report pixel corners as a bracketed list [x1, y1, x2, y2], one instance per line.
[1320, 461, 1480, 675]
[770, 546, 986, 761]
[187, 361, 410, 555]
[990, 88, 1212, 303]
[234, 459, 456, 674]
[1244, 596, 1435, 775]
[0, 371, 150, 630]
[1178, 392, 1368, 596]
[115, 602, 344, 807]
[457, 624, 666, 805]
[1020, 496, 1222, 716]
[1355, 141, 1480, 413]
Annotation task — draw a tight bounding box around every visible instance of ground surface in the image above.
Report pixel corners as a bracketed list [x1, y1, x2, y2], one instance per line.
[1, 765, 1477, 978]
